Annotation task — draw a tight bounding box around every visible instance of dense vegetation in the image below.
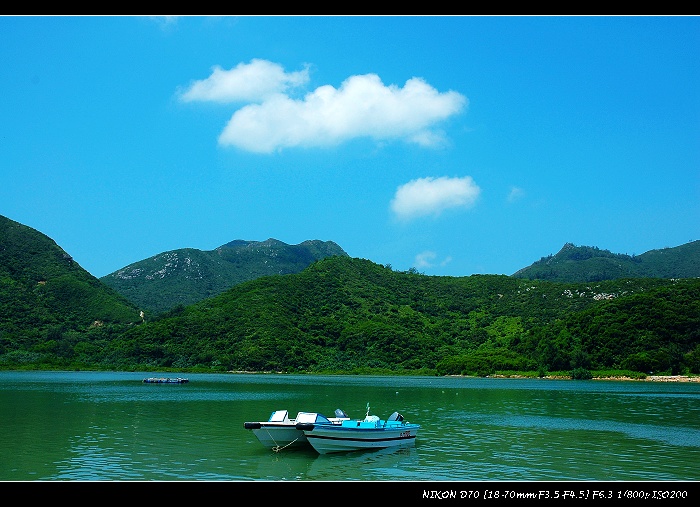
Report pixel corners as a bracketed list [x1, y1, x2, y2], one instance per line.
[98, 257, 699, 376]
[0, 216, 143, 367]
[513, 241, 700, 282]
[2, 214, 699, 378]
[100, 238, 348, 314]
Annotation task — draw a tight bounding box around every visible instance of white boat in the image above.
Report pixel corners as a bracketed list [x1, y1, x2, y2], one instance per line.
[244, 409, 349, 452]
[295, 405, 420, 455]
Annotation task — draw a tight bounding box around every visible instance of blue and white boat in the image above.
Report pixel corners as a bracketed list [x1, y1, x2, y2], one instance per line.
[295, 405, 420, 455]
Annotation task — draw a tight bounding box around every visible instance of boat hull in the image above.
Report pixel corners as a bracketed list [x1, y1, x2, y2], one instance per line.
[247, 423, 308, 450]
[302, 422, 420, 454]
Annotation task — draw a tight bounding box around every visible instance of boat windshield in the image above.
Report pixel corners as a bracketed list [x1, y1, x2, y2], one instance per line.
[296, 412, 332, 425]
[268, 410, 289, 422]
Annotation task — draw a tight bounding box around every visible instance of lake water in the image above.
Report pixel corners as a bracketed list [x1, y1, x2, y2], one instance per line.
[1, 371, 699, 491]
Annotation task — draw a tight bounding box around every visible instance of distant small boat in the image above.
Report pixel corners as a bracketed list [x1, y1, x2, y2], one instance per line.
[142, 377, 189, 384]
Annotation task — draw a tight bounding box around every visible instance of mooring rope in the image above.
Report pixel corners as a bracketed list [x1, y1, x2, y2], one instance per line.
[266, 428, 302, 453]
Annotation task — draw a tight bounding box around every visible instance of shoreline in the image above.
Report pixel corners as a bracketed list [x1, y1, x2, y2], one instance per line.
[487, 374, 700, 382]
[613, 375, 699, 382]
[4, 369, 698, 382]
[226, 371, 700, 382]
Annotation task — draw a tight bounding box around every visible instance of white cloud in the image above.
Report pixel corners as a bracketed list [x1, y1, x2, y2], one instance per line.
[414, 251, 453, 270]
[390, 176, 481, 221]
[508, 186, 525, 202]
[180, 60, 467, 153]
[179, 59, 310, 104]
[149, 16, 180, 29]
[415, 251, 437, 268]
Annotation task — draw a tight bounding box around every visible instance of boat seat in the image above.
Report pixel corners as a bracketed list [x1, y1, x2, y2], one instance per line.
[334, 408, 349, 419]
[388, 412, 404, 422]
[363, 415, 380, 424]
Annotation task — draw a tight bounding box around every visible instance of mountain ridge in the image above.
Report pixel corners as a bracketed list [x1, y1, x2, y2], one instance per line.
[100, 237, 349, 314]
[513, 240, 700, 282]
[100, 232, 700, 314]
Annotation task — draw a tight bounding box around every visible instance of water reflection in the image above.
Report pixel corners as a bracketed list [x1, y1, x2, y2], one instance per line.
[305, 445, 420, 481]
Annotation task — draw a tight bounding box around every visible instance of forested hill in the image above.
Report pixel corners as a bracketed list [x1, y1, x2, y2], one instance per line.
[100, 238, 348, 315]
[109, 256, 700, 376]
[0, 215, 142, 360]
[513, 241, 700, 282]
[1, 214, 698, 376]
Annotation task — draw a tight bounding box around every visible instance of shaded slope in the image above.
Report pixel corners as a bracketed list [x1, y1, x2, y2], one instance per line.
[0, 215, 142, 365]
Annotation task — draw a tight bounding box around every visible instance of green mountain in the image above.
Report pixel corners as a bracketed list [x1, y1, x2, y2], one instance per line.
[2, 214, 698, 376]
[106, 256, 699, 375]
[0, 215, 142, 367]
[512, 241, 700, 282]
[100, 238, 349, 315]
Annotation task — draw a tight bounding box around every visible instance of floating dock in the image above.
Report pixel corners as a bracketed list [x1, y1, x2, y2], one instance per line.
[142, 377, 189, 384]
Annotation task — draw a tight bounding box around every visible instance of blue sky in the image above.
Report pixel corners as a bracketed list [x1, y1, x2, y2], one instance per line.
[1, 16, 698, 279]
